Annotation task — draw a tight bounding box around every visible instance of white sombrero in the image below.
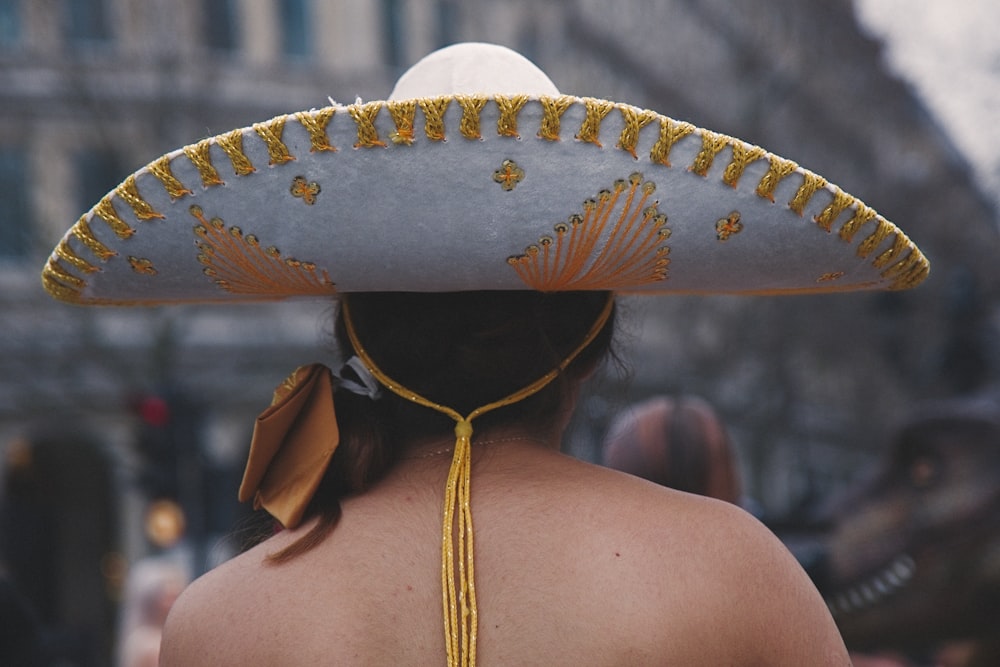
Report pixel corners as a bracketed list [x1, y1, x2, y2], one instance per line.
[42, 42, 928, 305]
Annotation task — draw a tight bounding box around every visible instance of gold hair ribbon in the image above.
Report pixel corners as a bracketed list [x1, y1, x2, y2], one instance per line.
[238, 364, 340, 529]
[341, 294, 615, 667]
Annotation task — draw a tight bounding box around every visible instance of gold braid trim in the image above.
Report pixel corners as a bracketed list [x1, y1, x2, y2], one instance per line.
[183, 140, 224, 187]
[690, 131, 730, 177]
[115, 174, 164, 221]
[495, 95, 529, 138]
[341, 293, 614, 667]
[575, 97, 615, 147]
[788, 170, 828, 215]
[839, 204, 877, 243]
[93, 197, 135, 239]
[73, 217, 117, 260]
[857, 217, 894, 259]
[897, 266, 930, 291]
[538, 95, 575, 141]
[295, 108, 338, 152]
[348, 101, 387, 148]
[617, 107, 657, 159]
[41, 264, 84, 302]
[44, 259, 86, 288]
[649, 117, 695, 166]
[419, 97, 451, 142]
[896, 258, 930, 290]
[872, 232, 912, 271]
[148, 155, 194, 200]
[387, 99, 418, 145]
[216, 129, 256, 176]
[253, 117, 295, 165]
[55, 239, 99, 273]
[879, 240, 929, 290]
[722, 142, 767, 188]
[456, 95, 488, 140]
[755, 156, 798, 202]
[814, 188, 855, 232]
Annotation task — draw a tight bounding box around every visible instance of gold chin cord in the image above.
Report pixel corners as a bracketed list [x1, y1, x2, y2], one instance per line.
[341, 294, 614, 667]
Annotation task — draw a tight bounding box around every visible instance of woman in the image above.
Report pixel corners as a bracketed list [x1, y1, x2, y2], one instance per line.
[161, 291, 850, 665]
[42, 42, 927, 665]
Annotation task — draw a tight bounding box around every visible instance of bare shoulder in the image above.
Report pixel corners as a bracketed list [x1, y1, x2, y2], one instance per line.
[552, 461, 852, 666]
[159, 544, 279, 667]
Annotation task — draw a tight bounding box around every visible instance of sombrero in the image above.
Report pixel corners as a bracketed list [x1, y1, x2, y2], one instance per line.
[41, 42, 929, 667]
[42, 42, 927, 305]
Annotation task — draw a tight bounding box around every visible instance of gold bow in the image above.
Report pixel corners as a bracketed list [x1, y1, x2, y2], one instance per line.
[238, 363, 339, 528]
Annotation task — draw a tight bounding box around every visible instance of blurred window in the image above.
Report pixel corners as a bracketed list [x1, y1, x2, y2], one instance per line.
[382, 0, 404, 69]
[75, 150, 125, 214]
[204, 0, 237, 51]
[0, 0, 19, 47]
[0, 147, 31, 259]
[64, 0, 111, 45]
[280, 0, 311, 58]
[436, 0, 457, 47]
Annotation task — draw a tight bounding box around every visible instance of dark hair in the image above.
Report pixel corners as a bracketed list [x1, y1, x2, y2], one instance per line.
[263, 290, 616, 562]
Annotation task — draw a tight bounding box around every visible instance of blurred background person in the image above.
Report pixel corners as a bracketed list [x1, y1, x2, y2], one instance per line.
[0, 568, 44, 667]
[601, 394, 741, 504]
[115, 558, 188, 667]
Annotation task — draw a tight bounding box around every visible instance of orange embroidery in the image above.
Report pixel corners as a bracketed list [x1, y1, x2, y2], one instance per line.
[715, 211, 743, 241]
[509, 173, 670, 290]
[189, 205, 336, 297]
[493, 160, 525, 191]
[128, 256, 157, 275]
[290, 176, 321, 204]
[817, 271, 845, 283]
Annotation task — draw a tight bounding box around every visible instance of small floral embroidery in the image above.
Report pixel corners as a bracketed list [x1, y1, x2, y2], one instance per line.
[128, 256, 157, 275]
[290, 176, 321, 204]
[493, 159, 525, 191]
[715, 211, 743, 241]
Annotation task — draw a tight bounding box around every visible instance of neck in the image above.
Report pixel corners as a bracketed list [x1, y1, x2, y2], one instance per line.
[403, 429, 559, 460]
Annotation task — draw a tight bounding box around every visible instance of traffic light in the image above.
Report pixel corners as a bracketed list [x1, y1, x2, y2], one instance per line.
[131, 391, 202, 502]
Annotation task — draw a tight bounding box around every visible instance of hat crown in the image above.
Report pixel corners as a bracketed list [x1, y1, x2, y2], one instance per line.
[388, 42, 559, 99]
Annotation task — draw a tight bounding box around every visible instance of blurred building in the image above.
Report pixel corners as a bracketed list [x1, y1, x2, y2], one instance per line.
[0, 0, 997, 664]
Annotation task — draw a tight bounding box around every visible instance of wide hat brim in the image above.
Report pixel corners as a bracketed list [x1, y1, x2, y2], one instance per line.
[42, 43, 928, 305]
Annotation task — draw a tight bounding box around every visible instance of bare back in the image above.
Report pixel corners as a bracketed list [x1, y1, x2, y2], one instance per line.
[161, 442, 849, 666]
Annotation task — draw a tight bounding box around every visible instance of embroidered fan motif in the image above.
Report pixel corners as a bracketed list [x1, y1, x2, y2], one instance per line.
[190, 205, 336, 297]
[508, 173, 670, 290]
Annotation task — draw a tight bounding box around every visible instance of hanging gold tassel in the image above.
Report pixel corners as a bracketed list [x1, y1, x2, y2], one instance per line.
[341, 294, 614, 666]
[442, 419, 477, 666]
